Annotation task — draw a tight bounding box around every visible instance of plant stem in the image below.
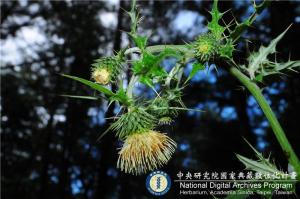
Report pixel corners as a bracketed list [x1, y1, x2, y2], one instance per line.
[126, 75, 138, 99]
[229, 66, 300, 178]
[124, 45, 191, 55]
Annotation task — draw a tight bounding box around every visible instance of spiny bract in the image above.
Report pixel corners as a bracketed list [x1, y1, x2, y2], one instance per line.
[117, 130, 177, 175]
[110, 108, 156, 140]
[158, 116, 173, 125]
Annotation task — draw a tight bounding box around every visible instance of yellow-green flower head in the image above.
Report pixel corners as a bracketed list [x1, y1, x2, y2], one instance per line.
[91, 54, 124, 84]
[117, 130, 177, 175]
[92, 67, 111, 85]
[194, 33, 219, 62]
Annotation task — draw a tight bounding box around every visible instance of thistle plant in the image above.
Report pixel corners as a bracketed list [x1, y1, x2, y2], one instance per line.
[62, 0, 300, 187]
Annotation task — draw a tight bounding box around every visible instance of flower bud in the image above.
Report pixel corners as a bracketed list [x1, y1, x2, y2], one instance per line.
[92, 68, 110, 85]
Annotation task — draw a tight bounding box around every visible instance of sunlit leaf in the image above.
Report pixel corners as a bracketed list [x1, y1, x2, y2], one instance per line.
[247, 25, 291, 79]
[207, 0, 225, 39]
[140, 76, 154, 88]
[131, 34, 148, 50]
[60, 94, 99, 100]
[219, 40, 234, 59]
[61, 74, 114, 96]
[109, 88, 131, 106]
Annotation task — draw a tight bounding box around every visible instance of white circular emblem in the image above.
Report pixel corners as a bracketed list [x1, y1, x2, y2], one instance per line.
[146, 171, 171, 196]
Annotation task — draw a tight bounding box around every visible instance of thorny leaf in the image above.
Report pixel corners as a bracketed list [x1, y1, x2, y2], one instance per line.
[133, 48, 182, 87]
[185, 61, 205, 83]
[109, 87, 131, 106]
[243, 25, 300, 80]
[208, 0, 225, 39]
[61, 74, 114, 96]
[234, 140, 296, 197]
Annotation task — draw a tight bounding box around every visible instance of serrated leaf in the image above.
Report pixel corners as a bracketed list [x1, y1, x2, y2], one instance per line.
[61, 74, 114, 96]
[275, 60, 300, 71]
[132, 60, 146, 74]
[185, 62, 205, 83]
[236, 154, 280, 174]
[143, 52, 157, 66]
[230, 19, 251, 41]
[232, 139, 296, 198]
[229, 1, 270, 41]
[243, 139, 279, 169]
[156, 47, 182, 60]
[208, 0, 225, 38]
[219, 41, 234, 59]
[149, 65, 167, 77]
[134, 48, 181, 88]
[140, 76, 154, 88]
[132, 34, 148, 50]
[247, 25, 291, 79]
[109, 88, 130, 106]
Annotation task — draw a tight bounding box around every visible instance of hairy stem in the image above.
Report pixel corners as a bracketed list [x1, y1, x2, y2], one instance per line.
[229, 66, 300, 178]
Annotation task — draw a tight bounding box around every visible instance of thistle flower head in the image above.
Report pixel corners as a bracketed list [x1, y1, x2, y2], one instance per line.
[91, 54, 124, 84]
[92, 67, 111, 85]
[110, 108, 157, 140]
[117, 130, 177, 175]
[194, 33, 219, 62]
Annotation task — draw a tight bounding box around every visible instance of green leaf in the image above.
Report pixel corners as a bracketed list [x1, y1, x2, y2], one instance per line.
[185, 62, 205, 83]
[236, 154, 280, 174]
[149, 65, 167, 77]
[219, 41, 234, 59]
[229, 19, 251, 41]
[132, 34, 148, 50]
[140, 76, 154, 88]
[61, 74, 114, 96]
[242, 139, 281, 170]
[274, 60, 300, 72]
[208, 0, 225, 39]
[229, 1, 270, 41]
[254, 74, 263, 82]
[132, 60, 146, 74]
[60, 94, 99, 100]
[247, 25, 291, 79]
[109, 88, 130, 106]
[143, 52, 158, 66]
[255, 60, 300, 79]
[156, 47, 182, 60]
